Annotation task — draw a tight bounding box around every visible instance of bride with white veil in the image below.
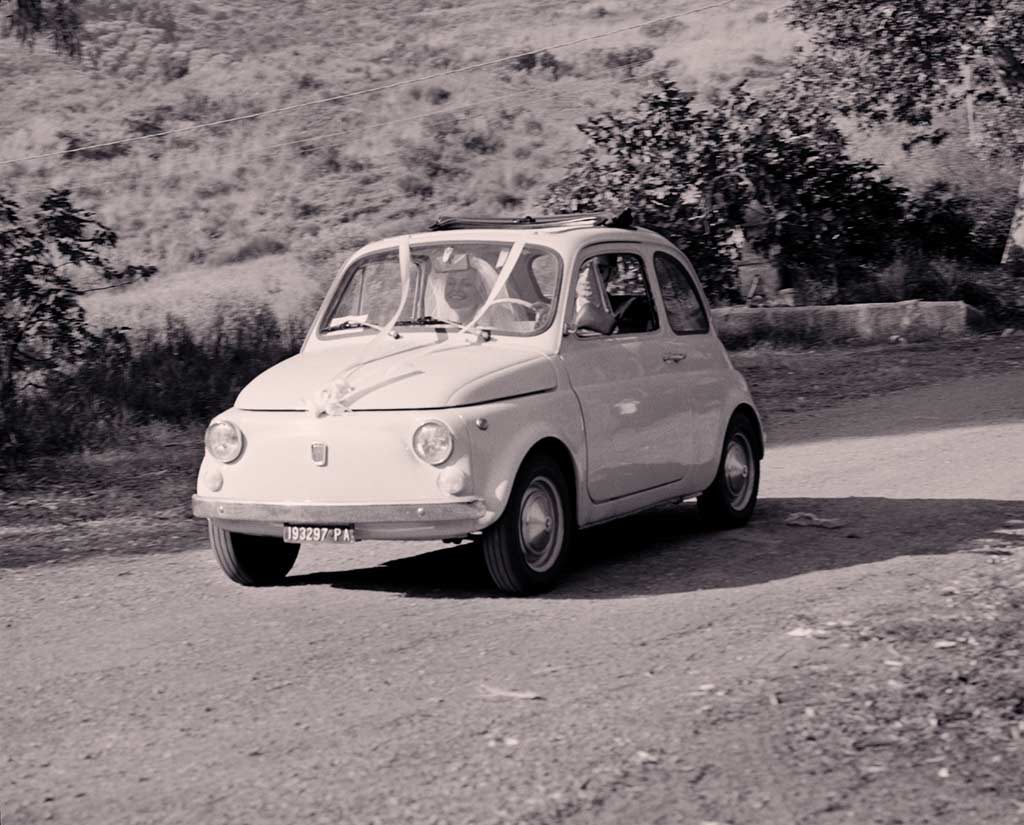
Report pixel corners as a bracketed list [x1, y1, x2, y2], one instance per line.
[422, 252, 520, 327]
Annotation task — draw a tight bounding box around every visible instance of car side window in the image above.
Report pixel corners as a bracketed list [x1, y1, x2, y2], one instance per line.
[653, 252, 709, 334]
[574, 252, 659, 336]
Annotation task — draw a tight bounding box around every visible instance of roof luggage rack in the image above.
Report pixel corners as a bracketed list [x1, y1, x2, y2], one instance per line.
[429, 209, 636, 232]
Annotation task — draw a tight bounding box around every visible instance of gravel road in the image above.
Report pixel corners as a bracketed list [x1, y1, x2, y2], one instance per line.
[3, 371, 1023, 825]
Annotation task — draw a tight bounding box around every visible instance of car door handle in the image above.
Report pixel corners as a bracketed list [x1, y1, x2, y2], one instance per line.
[663, 353, 687, 363]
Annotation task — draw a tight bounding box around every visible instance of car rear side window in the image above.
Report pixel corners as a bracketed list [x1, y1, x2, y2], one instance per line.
[653, 252, 709, 334]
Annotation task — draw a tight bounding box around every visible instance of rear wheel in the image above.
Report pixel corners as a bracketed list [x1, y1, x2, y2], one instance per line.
[209, 523, 299, 586]
[698, 415, 760, 528]
[482, 454, 573, 595]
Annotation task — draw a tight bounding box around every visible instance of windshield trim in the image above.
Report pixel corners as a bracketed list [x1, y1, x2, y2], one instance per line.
[315, 240, 564, 340]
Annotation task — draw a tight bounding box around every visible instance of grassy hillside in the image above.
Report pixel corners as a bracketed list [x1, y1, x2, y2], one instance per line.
[2, 0, 801, 318]
[2, 0, 1017, 333]
[79, 253, 323, 334]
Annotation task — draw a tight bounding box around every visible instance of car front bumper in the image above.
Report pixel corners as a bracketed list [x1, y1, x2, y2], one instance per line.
[191, 495, 489, 541]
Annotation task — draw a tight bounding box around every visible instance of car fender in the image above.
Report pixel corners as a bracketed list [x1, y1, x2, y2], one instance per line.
[682, 373, 764, 495]
[463, 388, 587, 528]
[719, 382, 766, 457]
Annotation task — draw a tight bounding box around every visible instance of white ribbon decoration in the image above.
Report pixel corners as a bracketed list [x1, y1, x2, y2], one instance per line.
[458, 239, 526, 335]
[313, 236, 414, 415]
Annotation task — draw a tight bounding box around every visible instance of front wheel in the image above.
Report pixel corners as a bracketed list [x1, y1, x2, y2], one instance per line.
[482, 454, 574, 595]
[209, 523, 299, 586]
[698, 415, 760, 528]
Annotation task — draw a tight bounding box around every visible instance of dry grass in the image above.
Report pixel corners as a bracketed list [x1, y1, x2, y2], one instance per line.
[80, 254, 325, 337]
[2, 0, 798, 316]
[1, 0, 1011, 327]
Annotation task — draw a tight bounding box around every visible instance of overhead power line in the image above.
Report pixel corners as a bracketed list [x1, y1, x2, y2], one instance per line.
[0, 0, 738, 168]
[5, 57, 669, 201]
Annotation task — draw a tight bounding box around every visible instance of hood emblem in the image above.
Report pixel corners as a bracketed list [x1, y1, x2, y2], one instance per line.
[311, 443, 328, 466]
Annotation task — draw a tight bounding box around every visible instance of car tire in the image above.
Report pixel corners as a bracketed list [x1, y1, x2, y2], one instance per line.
[698, 413, 760, 529]
[482, 454, 574, 595]
[209, 523, 299, 586]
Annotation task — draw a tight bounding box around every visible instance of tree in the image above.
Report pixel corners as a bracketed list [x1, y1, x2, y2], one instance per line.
[787, 0, 1024, 264]
[0, 190, 156, 452]
[546, 79, 907, 304]
[1, 0, 84, 58]
[546, 81, 746, 304]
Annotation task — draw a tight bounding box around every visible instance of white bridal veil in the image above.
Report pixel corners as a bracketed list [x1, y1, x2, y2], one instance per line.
[422, 252, 519, 326]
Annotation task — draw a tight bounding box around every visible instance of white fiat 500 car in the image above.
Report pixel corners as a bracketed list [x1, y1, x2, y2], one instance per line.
[192, 211, 764, 594]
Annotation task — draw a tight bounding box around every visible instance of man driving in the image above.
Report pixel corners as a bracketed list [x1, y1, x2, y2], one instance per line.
[573, 254, 617, 333]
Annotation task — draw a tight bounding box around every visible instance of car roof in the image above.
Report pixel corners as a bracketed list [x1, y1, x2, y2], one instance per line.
[351, 225, 680, 258]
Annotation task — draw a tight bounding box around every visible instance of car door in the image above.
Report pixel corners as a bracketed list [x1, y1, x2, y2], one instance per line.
[560, 247, 692, 503]
[650, 250, 729, 472]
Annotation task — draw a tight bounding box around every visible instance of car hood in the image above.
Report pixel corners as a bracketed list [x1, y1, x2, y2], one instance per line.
[234, 335, 558, 412]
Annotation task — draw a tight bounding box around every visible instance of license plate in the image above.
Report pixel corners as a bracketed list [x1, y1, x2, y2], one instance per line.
[283, 525, 356, 543]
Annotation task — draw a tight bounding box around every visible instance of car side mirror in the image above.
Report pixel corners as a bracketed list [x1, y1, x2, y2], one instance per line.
[573, 302, 615, 336]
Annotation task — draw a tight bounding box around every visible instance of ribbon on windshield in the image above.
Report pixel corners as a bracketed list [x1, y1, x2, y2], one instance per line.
[389, 236, 413, 336]
[311, 236, 415, 415]
[458, 239, 525, 336]
[310, 237, 527, 415]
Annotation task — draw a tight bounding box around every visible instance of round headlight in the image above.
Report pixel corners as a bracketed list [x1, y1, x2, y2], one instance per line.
[205, 420, 244, 463]
[412, 421, 454, 466]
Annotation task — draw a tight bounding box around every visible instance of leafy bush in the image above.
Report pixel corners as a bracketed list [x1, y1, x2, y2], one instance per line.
[159, 50, 189, 80]
[898, 182, 1016, 267]
[1, 189, 158, 463]
[509, 50, 572, 79]
[91, 0, 179, 39]
[956, 264, 1024, 325]
[210, 235, 289, 266]
[601, 46, 655, 79]
[397, 140, 453, 179]
[897, 258, 1024, 325]
[641, 19, 687, 39]
[461, 125, 503, 155]
[882, 182, 1023, 318]
[537, 51, 572, 80]
[6, 306, 306, 462]
[425, 86, 451, 105]
[547, 79, 908, 305]
[57, 129, 132, 160]
[396, 173, 433, 198]
[123, 105, 175, 136]
[510, 53, 537, 73]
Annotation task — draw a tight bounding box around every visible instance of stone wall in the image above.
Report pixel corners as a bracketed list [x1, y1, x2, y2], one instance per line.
[710, 300, 985, 347]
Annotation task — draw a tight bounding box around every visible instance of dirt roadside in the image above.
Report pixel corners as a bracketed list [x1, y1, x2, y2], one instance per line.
[1, 332, 1023, 825]
[2, 332, 1023, 571]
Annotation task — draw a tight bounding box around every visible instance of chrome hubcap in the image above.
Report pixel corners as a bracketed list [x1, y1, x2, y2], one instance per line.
[723, 433, 755, 511]
[519, 476, 563, 573]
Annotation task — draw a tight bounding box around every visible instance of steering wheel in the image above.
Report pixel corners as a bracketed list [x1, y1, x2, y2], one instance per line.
[613, 296, 638, 320]
[485, 297, 546, 319]
[611, 295, 638, 333]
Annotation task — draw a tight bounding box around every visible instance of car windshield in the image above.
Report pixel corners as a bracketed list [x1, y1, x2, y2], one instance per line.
[320, 241, 562, 337]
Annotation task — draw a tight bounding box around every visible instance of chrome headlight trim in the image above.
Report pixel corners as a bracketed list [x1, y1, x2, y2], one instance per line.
[204, 420, 245, 464]
[411, 420, 454, 466]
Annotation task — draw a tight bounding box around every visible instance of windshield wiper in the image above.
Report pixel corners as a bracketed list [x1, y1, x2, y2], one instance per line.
[394, 316, 462, 327]
[325, 316, 400, 338]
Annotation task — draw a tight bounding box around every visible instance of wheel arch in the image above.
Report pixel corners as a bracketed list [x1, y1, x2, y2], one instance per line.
[463, 392, 587, 531]
[731, 403, 765, 459]
[522, 436, 579, 524]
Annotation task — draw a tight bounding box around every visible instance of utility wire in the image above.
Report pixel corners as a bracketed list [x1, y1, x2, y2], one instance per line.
[7, 59, 667, 200]
[0, 0, 737, 167]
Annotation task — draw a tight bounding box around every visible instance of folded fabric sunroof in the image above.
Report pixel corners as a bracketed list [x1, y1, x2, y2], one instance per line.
[429, 209, 636, 231]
